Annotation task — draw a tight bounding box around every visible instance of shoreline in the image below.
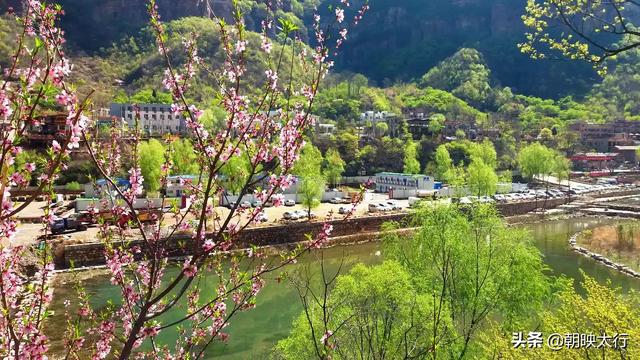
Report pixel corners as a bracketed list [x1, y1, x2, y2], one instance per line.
[569, 225, 640, 279]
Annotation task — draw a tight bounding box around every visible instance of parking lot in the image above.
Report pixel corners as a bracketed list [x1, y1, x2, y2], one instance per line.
[8, 183, 637, 247]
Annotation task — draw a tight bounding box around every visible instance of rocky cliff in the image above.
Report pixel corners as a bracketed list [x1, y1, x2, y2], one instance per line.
[2, 0, 599, 97]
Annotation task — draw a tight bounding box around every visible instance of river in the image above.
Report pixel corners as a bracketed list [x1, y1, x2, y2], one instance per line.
[47, 217, 640, 358]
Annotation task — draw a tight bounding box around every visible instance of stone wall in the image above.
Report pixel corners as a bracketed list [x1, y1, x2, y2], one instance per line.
[60, 213, 409, 268]
[496, 198, 570, 217]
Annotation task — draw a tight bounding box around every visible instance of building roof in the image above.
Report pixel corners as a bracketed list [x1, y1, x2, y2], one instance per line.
[614, 145, 640, 151]
[375, 172, 430, 178]
[570, 153, 618, 161]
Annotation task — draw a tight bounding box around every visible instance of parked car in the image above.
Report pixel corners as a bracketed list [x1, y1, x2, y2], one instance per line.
[251, 201, 263, 208]
[255, 212, 269, 222]
[459, 197, 472, 204]
[368, 203, 381, 212]
[283, 211, 300, 220]
[329, 197, 343, 204]
[298, 210, 317, 219]
[240, 201, 251, 209]
[339, 205, 355, 214]
[284, 199, 296, 206]
[386, 201, 402, 210]
[50, 213, 89, 235]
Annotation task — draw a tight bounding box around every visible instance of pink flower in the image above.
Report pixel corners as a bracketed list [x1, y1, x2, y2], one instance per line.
[0, 90, 12, 120]
[265, 70, 278, 90]
[336, 8, 345, 23]
[261, 35, 272, 53]
[235, 40, 247, 53]
[320, 330, 333, 346]
[25, 162, 36, 172]
[183, 259, 197, 277]
[202, 239, 215, 252]
[51, 140, 61, 152]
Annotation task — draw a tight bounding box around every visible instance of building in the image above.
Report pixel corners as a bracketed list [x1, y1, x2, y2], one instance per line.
[109, 103, 188, 137]
[360, 111, 397, 123]
[569, 120, 639, 152]
[165, 175, 198, 197]
[84, 178, 131, 198]
[374, 172, 441, 193]
[25, 112, 68, 143]
[569, 153, 619, 171]
[315, 123, 336, 137]
[614, 145, 640, 164]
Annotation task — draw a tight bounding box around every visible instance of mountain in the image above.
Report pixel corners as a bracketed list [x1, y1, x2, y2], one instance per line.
[2, 0, 600, 98]
[334, 0, 598, 98]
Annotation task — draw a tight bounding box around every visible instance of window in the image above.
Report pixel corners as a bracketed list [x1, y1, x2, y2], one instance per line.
[152, 107, 156, 112]
[168, 115, 172, 120]
[151, 115, 156, 120]
[160, 115, 164, 120]
[144, 114, 148, 119]
[143, 107, 149, 112]
[144, 125, 149, 129]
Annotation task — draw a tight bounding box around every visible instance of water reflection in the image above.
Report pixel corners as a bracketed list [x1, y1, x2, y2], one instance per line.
[47, 217, 639, 359]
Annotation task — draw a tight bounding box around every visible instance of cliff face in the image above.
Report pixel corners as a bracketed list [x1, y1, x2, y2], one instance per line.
[1, 0, 598, 97]
[60, 0, 233, 52]
[336, 0, 524, 81]
[332, 0, 597, 97]
[2, 0, 232, 51]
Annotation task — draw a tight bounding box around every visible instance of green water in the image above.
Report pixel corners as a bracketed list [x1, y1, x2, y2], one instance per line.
[48, 217, 640, 358]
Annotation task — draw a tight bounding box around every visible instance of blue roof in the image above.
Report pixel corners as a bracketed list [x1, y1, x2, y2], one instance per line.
[96, 178, 130, 187]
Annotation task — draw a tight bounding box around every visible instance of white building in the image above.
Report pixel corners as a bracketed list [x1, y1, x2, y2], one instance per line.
[360, 111, 397, 123]
[315, 123, 336, 136]
[110, 103, 188, 136]
[374, 172, 441, 198]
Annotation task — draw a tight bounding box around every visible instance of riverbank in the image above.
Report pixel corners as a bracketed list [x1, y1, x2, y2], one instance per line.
[46, 216, 640, 359]
[570, 221, 640, 279]
[52, 188, 640, 270]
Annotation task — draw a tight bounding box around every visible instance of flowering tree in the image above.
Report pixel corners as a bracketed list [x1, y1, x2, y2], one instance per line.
[0, 1, 92, 358]
[0, 0, 369, 358]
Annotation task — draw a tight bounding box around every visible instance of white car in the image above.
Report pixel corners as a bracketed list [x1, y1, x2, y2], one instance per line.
[284, 199, 296, 206]
[385, 201, 402, 210]
[329, 197, 343, 204]
[283, 211, 300, 220]
[255, 212, 269, 222]
[339, 205, 356, 214]
[295, 210, 316, 219]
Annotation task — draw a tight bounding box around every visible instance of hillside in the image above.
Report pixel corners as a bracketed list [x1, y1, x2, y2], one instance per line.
[2, 0, 599, 99]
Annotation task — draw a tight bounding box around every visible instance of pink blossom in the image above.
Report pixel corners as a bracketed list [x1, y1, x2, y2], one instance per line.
[235, 40, 247, 53]
[336, 8, 345, 23]
[202, 239, 215, 252]
[260, 35, 272, 53]
[320, 330, 334, 346]
[0, 90, 12, 120]
[183, 259, 197, 277]
[265, 70, 278, 90]
[51, 140, 61, 152]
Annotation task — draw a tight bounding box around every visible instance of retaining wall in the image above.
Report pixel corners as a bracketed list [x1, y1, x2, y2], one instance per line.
[56, 188, 640, 269]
